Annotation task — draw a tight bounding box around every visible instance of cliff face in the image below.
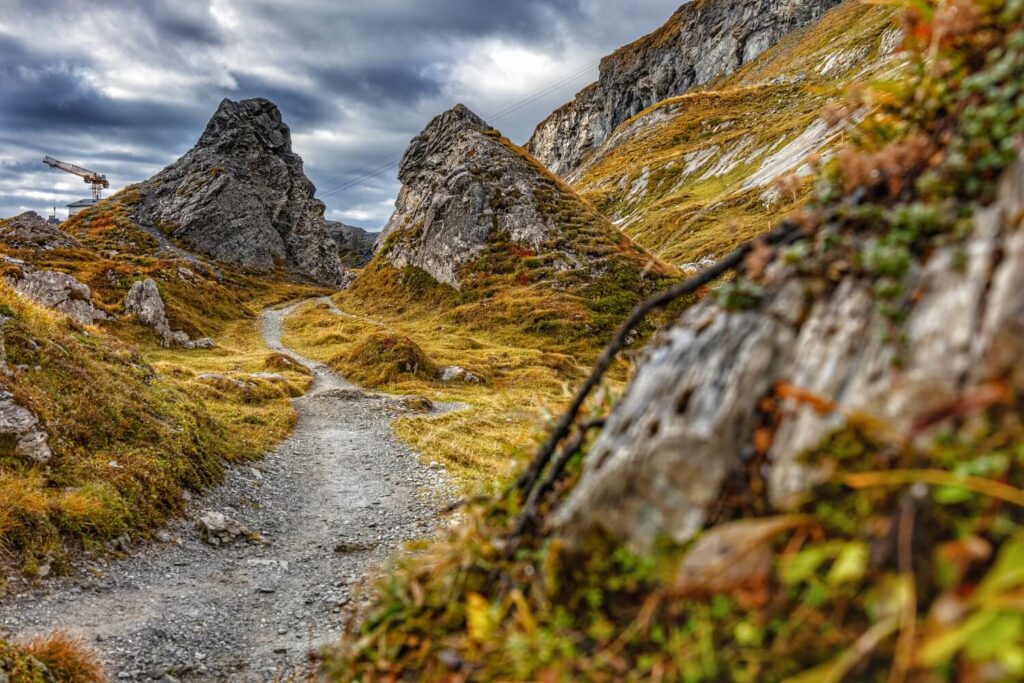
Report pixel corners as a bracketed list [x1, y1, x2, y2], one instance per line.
[378, 105, 643, 289]
[526, 0, 842, 177]
[135, 98, 342, 286]
[326, 221, 376, 269]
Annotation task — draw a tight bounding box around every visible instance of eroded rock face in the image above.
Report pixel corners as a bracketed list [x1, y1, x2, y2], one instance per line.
[4, 262, 107, 326]
[125, 278, 214, 350]
[135, 98, 342, 286]
[555, 157, 1024, 551]
[378, 105, 608, 288]
[0, 211, 78, 250]
[326, 221, 376, 268]
[0, 390, 51, 464]
[526, 0, 841, 177]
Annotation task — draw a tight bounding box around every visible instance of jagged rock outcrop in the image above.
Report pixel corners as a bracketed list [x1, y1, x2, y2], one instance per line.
[125, 278, 214, 350]
[3, 260, 107, 326]
[0, 212, 78, 250]
[326, 220, 376, 268]
[556, 156, 1024, 551]
[526, 0, 842, 177]
[0, 390, 51, 464]
[134, 98, 342, 286]
[378, 105, 624, 288]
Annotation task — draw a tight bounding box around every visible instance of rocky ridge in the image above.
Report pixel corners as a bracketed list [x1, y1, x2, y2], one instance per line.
[326, 221, 376, 268]
[526, 0, 842, 177]
[0, 211, 78, 250]
[134, 98, 342, 286]
[568, 0, 901, 268]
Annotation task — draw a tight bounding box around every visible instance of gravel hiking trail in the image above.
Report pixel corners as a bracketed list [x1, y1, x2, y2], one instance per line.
[0, 300, 457, 682]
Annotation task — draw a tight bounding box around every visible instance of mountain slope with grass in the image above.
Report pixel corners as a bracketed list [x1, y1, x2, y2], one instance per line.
[352, 104, 677, 352]
[325, 0, 1024, 680]
[0, 192, 318, 579]
[526, 0, 842, 177]
[568, 0, 903, 268]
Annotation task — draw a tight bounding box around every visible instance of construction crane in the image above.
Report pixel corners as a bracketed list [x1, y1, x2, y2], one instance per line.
[42, 155, 109, 201]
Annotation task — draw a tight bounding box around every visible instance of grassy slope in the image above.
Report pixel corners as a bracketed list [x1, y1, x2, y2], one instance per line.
[324, 0, 1024, 680]
[0, 191, 322, 578]
[298, 130, 680, 489]
[571, 1, 900, 267]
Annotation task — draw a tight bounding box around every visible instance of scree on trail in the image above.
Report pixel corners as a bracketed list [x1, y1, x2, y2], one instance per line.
[0, 300, 459, 682]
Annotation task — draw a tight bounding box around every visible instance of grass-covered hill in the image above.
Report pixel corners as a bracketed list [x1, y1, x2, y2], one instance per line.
[569, 0, 902, 268]
[348, 105, 678, 357]
[323, 0, 1024, 680]
[0, 189, 321, 580]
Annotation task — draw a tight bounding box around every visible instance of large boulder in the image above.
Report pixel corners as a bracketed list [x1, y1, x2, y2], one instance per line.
[4, 261, 107, 326]
[526, 0, 842, 177]
[555, 156, 1024, 551]
[125, 278, 214, 350]
[0, 211, 78, 250]
[134, 98, 342, 286]
[0, 390, 51, 464]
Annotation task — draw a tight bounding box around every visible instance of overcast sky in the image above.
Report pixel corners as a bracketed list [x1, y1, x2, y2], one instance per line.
[0, 0, 682, 228]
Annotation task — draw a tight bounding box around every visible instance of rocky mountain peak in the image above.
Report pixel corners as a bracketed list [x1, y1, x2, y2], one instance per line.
[378, 104, 603, 288]
[198, 98, 293, 154]
[134, 97, 343, 286]
[527, 0, 842, 177]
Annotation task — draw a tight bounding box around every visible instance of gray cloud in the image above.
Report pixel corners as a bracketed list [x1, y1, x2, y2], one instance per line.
[0, 0, 682, 226]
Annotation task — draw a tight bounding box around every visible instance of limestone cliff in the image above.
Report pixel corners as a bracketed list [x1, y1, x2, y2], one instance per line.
[135, 98, 342, 286]
[526, 0, 842, 177]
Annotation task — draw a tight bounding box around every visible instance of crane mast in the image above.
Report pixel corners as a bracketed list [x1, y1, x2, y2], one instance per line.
[42, 155, 110, 201]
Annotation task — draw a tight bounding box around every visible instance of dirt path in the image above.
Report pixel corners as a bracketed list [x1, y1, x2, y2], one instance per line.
[0, 301, 456, 682]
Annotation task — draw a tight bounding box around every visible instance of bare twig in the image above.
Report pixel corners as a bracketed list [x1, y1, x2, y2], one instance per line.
[512, 220, 802, 510]
[513, 419, 605, 535]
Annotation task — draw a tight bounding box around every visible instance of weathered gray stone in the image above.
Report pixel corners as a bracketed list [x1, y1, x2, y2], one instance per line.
[135, 98, 342, 286]
[0, 390, 51, 464]
[125, 279, 172, 347]
[526, 0, 842, 176]
[440, 366, 482, 383]
[5, 264, 107, 326]
[378, 105, 606, 288]
[326, 221, 376, 268]
[196, 511, 262, 545]
[556, 156, 1024, 551]
[125, 278, 213, 350]
[0, 211, 78, 250]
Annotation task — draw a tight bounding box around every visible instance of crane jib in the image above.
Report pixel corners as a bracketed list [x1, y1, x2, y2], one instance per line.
[42, 155, 110, 201]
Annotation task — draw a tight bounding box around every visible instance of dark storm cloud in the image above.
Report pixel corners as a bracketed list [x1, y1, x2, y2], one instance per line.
[0, 0, 684, 225]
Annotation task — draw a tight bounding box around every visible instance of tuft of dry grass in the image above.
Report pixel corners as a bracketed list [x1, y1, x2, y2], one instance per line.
[24, 631, 108, 683]
[330, 330, 438, 386]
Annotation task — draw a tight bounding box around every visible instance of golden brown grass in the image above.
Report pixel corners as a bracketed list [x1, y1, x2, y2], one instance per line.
[571, 2, 900, 267]
[0, 630, 107, 683]
[282, 298, 610, 491]
[24, 631, 107, 683]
